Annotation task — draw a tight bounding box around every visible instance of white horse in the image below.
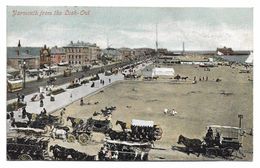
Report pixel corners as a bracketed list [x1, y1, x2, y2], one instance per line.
[50, 127, 67, 141]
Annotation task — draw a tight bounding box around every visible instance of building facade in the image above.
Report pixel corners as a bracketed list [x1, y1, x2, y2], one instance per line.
[63, 41, 101, 66]
[7, 41, 40, 70]
[51, 46, 66, 64]
[40, 44, 51, 68]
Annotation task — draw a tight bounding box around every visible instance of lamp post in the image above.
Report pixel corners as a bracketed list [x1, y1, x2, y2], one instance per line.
[238, 114, 243, 128]
[23, 61, 26, 88]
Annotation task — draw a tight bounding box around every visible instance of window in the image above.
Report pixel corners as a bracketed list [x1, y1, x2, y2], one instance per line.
[75, 55, 77, 59]
[79, 61, 81, 64]
[79, 55, 81, 59]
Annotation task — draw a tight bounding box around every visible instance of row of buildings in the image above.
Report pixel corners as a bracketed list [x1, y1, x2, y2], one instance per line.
[7, 40, 156, 72]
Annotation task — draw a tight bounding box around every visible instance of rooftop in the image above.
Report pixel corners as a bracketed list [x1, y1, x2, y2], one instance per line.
[64, 41, 97, 48]
[7, 47, 41, 58]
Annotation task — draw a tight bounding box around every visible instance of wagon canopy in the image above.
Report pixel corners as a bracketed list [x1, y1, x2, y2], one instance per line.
[105, 139, 151, 147]
[131, 119, 154, 127]
[207, 125, 242, 139]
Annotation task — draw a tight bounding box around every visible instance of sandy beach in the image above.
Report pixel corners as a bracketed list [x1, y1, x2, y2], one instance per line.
[50, 64, 253, 161]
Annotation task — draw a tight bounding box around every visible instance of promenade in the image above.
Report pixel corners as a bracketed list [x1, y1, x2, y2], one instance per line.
[8, 61, 152, 121]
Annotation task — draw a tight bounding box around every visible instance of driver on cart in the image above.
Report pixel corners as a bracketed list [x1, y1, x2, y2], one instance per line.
[204, 127, 214, 146]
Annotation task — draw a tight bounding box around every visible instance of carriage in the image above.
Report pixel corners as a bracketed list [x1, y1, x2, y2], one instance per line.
[66, 116, 113, 145]
[66, 121, 93, 145]
[203, 125, 245, 160]
[87, 117, 113, 133]
[99, 138, 151, 161]
[7, 135, 50, 160]
[113, 119, 163, 142]
[175, 125, 245, 160]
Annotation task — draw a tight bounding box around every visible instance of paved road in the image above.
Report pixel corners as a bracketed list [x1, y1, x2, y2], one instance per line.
[7, 61, 134, 100]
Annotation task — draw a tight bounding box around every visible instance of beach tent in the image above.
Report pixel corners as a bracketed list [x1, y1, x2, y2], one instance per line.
[152, 68, 175, 77]
[245, 52, 253, 64]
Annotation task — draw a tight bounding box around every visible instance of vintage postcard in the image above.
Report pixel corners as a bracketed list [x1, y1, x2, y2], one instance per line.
[6, 6, 253, 161]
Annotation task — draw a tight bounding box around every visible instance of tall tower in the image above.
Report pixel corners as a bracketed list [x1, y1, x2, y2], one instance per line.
[182, 42, 185, 56]
[156, 24, 158, 52]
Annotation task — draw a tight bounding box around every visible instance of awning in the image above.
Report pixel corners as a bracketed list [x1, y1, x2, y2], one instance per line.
[131, 119, 154, 127]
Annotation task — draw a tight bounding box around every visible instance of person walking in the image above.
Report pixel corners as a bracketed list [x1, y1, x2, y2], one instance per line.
[22, 107, 27, 119]
[41, 108, 47, 116]
[40, 99, 44, 107]
[109, 78, 111, 83]
[80, 97, 84, 106]
[17, 93, 20, 103]
[21, 94, 25, 102]
[60, 108, 66, 123]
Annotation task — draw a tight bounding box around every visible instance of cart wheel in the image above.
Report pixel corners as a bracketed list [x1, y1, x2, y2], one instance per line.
[206, 148, 217, 158]
[60, 118, 65, 125]
[78, 133, 89, 145]
[222, 147, 235, 160]
[67, 133, 76, 143]
[7, 154, 11, 160]
[18, 154, 32, 160]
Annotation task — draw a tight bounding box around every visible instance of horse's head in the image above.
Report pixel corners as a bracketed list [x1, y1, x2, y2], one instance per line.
[66, 116, 71, 121]
[177, 135, 184, 144]
[115, 120, 119, 125]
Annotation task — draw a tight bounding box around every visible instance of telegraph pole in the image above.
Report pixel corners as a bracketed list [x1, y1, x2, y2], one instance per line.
[23, 61, 26, 88]
[155, 23, 159, 66]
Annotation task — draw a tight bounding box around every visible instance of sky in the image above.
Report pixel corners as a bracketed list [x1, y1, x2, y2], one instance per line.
[7, 6, 253, 50]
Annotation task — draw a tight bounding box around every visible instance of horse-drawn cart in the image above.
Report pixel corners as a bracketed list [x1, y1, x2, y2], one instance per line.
[99, 138, 151, 161]
[114, 119, 163, 142]
[203, 125, 245, 160]
[66, 116, 113, 145]
[7, 135, 50, 160]
[175, 125, 245, 160]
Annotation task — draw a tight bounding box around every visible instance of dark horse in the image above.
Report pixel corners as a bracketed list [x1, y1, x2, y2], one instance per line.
[115, 120, 130, 132]
[181, 76, 188, 81]
[177, 135, 203, 157]
[50, 144, 96, 161]
[67, 116, 84, 128]
[49, 145, 70, 160]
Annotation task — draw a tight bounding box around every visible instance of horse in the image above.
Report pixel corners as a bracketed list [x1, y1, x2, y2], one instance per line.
[174, 74, 181, 80]
[177, 135, 203, 157]
[49, 145, 70, 160]
[93, 111, 102, 116]
[116, 120, 131, 132]
[105, 129, 128, 141]
[50, 127, 67, 141]
[55, 125, 70, 132]
[11, 119, 29, 128]
[67, 116, 84, 128]
[181, 76, 188, 81]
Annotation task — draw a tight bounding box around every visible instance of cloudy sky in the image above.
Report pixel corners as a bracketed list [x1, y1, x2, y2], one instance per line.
[7, 6, 253, 50]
